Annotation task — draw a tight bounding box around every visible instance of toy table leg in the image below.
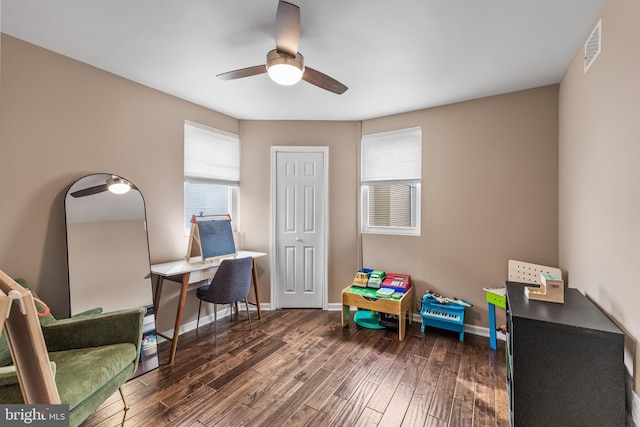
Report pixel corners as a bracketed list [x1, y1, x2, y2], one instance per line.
[342, 304, 350, 327]
[488, 301, 497, 350]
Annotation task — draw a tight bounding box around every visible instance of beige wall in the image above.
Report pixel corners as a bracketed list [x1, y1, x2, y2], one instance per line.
[0, 34, 237, 332]
[1, 32, 560, 333]
[362, 86, 559, 327]
[238, 120, 360, 304]
[559, 0, 639, 384]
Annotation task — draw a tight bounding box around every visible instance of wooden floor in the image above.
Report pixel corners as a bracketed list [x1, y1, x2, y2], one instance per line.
[82, 309, 509, 427]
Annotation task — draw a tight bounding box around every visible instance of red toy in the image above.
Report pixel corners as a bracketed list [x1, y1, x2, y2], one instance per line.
[381, 273, 411, 293]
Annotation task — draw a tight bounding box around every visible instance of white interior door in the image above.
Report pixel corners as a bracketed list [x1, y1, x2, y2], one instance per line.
[272, 147, 327, 308]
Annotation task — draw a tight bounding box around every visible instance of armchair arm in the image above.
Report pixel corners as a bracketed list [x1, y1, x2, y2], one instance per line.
[41, 308, 145, 354]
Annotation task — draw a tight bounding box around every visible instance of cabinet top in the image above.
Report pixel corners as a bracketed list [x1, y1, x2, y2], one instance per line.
[506, 282, 623, 336]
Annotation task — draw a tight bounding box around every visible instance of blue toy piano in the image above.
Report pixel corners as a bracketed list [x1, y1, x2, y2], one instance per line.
[420, 293, 468, 341]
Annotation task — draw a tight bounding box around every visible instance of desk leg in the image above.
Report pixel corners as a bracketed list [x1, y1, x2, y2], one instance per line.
[153, 276, 164, 313]
[251, 258, 262, 319]
[488, 302, 497, 350]
[169, 272, 191, 365]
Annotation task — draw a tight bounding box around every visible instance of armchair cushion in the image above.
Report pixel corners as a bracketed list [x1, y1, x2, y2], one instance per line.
[0, 363, 56, 387]
[50, 343, 137, 411]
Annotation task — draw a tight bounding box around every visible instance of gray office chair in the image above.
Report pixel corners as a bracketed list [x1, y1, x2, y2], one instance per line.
[195, 257, 253, 345]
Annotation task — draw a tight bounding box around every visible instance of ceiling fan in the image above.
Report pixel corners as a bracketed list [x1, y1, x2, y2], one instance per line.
[70, 176, 135, 198]
[216, 1, 348, 95]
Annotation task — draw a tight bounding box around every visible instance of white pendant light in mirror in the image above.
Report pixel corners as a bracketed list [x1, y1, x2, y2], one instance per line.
[106, 176, 131, 194]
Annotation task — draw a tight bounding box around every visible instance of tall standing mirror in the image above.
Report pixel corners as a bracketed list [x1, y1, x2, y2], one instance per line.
[65, 173, 158, 376]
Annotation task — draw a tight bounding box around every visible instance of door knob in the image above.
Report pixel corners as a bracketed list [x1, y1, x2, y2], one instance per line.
[296, 237, 301, 242]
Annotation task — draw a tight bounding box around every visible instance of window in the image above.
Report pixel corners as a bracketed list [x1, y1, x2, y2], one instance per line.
[184, 121, 239, 234]
[361, 126, 421, 235]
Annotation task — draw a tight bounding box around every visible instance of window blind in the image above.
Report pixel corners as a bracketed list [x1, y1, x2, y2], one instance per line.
[361, 126, 422, 185]
[368, 183, 414, 227]
[184, 121, 240, 185]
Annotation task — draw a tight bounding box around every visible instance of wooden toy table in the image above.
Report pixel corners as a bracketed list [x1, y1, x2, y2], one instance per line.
[341, 285, 414, 340]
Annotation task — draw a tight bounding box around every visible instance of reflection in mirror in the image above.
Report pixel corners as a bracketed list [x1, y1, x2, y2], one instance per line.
[65, 173, 158, 376]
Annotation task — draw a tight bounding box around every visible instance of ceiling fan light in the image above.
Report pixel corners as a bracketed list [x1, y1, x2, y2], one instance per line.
[266, 50, 304, 86]
[107, 176, 131, 194]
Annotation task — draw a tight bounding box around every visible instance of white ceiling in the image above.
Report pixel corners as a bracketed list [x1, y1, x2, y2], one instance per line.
[1, 0, 606, 121]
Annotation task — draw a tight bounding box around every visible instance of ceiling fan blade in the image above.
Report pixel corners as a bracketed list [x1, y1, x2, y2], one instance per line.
[70, 184, 108, 198]
[275, 1, 300, 57]
[216, 65, 267, 81]
[302, 67, 348, 95]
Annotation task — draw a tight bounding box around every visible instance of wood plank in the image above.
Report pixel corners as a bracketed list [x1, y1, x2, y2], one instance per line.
[81, 310, 510, 427]
[256, 367, 330, 426]
[428, 352, 461, 420]
[283, 404, 317, 427]
[420, 335, 450, 385]
[449, 399, 474, 427]
[366, 356, 408, 413]
[354, 407, 383, 426]
[424, 415, 448, 427]
[453, 339, 478, 403]
[401, 383, 436, 427]
[330, 380, 379, 426]
[473, 341, 497, 426]
[377, 383, 415, 426]
[207, 338, 286, 390]
[305, 395, 348, 427]
[333, 334, 391, 399]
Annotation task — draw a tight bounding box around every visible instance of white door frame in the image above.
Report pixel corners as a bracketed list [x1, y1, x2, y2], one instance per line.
[270, 146, 329, 310]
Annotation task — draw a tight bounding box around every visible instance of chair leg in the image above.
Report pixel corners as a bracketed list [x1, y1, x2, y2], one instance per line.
[214, 303, 218, 346]
[196, 300, 202, 331]
[244, 299, 252, 331]
[118, 387, 129, 411]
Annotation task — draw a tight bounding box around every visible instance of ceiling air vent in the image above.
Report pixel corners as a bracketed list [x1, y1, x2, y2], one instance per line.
[584, 19, 601, 73]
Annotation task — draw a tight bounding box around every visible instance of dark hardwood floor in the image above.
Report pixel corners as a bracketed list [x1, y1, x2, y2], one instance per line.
[82, 309, 509, 427]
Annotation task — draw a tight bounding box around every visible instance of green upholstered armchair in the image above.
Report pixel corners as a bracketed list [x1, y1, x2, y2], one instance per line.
[0, 273, 145, 427]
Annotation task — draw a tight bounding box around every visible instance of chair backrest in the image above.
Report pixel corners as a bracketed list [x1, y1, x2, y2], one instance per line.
[0, 270, 61, 404]
[203, 257, 253, 304]
[507, 260, 562, 285]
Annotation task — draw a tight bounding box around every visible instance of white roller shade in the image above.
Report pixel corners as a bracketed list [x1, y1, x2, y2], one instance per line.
[361, 126, 422, 184]
[184, 121, 240, 185]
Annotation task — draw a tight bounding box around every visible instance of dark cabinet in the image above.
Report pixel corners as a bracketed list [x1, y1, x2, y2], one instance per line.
[506, 282, 625, 426]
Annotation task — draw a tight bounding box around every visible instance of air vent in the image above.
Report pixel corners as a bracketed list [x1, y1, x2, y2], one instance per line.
[584, 19, 601, 73]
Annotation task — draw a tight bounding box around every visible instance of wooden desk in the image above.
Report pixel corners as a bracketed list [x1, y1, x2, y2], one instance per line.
[341, 286, 414, 341]
[151, 250, 266, 364]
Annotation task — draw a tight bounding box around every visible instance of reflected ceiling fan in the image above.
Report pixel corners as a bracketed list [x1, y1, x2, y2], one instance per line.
[70, 176, 135, 198]
[216, 0, 348, 94]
